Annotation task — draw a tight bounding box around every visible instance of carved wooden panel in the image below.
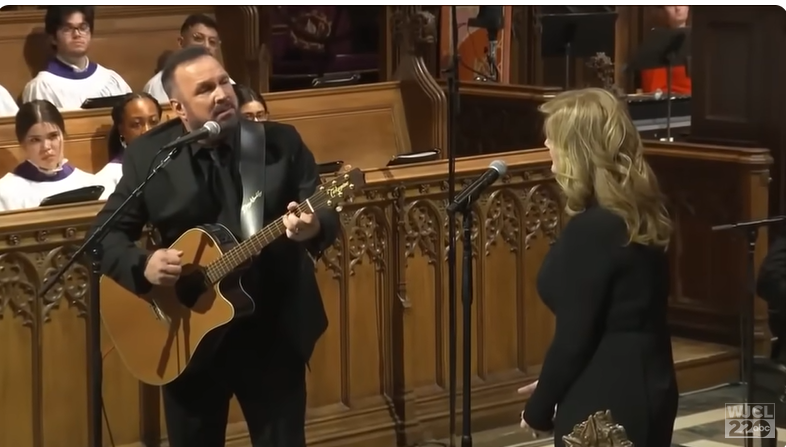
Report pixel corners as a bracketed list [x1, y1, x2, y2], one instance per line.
[646, 142, 772, 349]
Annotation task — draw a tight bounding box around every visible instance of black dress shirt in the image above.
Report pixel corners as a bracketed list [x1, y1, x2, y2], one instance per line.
[191, 143, 242, 237]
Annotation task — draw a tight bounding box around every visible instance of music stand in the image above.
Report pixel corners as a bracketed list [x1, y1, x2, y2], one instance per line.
[538, 8, 617, 89]
[627, 27, 691, 141]
[713, 216, 786, 447]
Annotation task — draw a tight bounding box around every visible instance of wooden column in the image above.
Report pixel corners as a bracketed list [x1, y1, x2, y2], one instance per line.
[690, 6, 786, 214]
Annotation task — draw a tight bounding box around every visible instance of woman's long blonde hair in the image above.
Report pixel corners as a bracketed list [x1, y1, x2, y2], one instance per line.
[541, 88, 672, 248]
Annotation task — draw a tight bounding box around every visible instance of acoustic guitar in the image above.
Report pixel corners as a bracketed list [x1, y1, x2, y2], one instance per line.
[100, 168, 364, 386]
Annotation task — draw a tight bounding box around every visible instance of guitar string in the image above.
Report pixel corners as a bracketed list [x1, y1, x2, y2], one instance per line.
[203, 191, 335, 283]
[207, 199, 321, 281]
[206, 171, 361, 280]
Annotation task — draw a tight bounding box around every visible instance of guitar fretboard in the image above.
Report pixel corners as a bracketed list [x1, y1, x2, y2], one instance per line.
[203, 197, 322, 283]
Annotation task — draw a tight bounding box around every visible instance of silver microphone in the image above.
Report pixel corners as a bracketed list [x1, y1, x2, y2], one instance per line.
[161, 121, 221, 151]
[447, 160, 508, 213]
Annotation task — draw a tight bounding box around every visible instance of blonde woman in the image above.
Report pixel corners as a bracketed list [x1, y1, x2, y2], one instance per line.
[518, 88, 678, 447]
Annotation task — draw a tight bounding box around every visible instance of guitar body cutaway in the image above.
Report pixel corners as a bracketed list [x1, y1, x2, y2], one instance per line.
[100, 224, 255, 386]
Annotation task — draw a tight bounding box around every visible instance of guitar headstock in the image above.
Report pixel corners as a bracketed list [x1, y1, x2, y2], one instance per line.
[314, 165, 365, 212]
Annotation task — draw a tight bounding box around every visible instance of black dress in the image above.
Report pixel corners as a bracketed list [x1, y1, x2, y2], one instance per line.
[523, 204, 679, 447]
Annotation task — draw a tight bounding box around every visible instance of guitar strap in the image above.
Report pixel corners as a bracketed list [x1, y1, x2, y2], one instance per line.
[237, 120, 267, 241]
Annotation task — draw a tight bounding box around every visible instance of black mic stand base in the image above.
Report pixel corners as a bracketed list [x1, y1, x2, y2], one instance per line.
[459, 209, 474, 447]
[663, 60, 674, 142]
[444, 204, 476, 447]
[88, 243, 103, 447]
[446, 5, 461, 447]
[563, 43, 572, 90]
[711, 217, 785, 447]
[741, 228, 756, 447]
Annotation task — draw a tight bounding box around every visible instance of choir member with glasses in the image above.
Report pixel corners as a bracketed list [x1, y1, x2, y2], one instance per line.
[233, 84, 269, 122]
[0, 100, 102, 211]
[0, 84, 19, 117]
[144, 14, 235, 103]
[95, 92, 163, 197]
[21, 6, 132, 110]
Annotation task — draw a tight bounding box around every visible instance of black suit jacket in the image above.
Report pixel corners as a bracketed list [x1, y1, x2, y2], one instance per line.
[90, 119, 339, 361]
[524, 205, 678, 447]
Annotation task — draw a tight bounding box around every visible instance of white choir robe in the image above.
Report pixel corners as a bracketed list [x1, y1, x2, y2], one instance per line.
[94, 161, 122, 199]
[144, 70, 235, 104]
[0, 84, 19, 117]
[22, 58, 132, 111]
[0, 161, 102, 212]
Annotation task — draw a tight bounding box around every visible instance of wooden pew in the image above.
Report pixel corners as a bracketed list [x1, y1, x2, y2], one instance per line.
[0, 6, 212, 100]
[438, 81, 561, 156]
[0, 81, 427, 175]
[0, 150, 560, 447]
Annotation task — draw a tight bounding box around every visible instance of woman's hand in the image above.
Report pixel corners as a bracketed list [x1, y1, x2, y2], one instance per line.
[519, 410, 553, 438]
[517, 379, 538, 397]
[517, 381, 556, 438]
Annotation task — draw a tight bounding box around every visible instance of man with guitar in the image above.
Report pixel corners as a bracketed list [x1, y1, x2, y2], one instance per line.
[91, 45, 340, 447]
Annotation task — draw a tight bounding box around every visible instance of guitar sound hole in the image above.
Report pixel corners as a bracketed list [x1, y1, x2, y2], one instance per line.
[175, 266, 209, 308]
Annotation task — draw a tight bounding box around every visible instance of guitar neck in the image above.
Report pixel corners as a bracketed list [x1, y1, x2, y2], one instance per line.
[203, 201, 312, 283]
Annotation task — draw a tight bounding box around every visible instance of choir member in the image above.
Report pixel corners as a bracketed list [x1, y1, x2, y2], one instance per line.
[233, 84, 269, 122]
[0, 84, 19, 117]
[518, 88, 677, 447]
[144, 14, 234, 103]
[21, 6, 132, 111]
[0, 100, 101, 212]
[640, 6, 691, 95]
[94, 92, 163, 197]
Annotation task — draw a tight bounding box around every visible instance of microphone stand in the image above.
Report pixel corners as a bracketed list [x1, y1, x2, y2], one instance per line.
[38, 145, 186, 447]
[712, 215, 786, 447]
[563, 39, 572, 90]
[664, 53, 674, 142]
[445, 5, 461, 447]
[459, 204, 475, 447]
[486, 36, 499, 82]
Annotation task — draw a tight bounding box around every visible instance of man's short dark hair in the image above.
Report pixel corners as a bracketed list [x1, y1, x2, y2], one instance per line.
[180, 14, 218, 35]
[44, 6, 95, 36]
[160, 45, 214, 97]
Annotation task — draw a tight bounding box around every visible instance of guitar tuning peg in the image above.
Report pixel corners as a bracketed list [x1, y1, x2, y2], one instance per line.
[349, 183, 355, 190]
[331, 180, 337, 186]
[336, 205, 343, 212]
[348, 197, 354, 203]
[343, 174, 349, 180]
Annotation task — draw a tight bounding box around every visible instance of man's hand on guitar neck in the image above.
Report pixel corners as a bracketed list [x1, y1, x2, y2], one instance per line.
[144, 249, 184, 286]
[282, 201, 321, 242]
